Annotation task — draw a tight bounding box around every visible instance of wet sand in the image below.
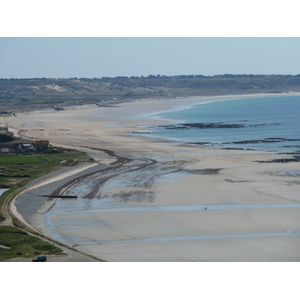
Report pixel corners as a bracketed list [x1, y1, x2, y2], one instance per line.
[2, 93, 300, 261]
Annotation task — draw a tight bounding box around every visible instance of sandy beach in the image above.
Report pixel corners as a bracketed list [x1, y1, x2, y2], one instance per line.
[2, 93, 300, 261]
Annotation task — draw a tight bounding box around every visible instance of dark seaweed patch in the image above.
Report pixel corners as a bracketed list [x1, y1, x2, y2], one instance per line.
[156, 122, 282, 130]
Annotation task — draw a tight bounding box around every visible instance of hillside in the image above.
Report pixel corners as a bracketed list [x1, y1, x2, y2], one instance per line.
[1, 74, 300, 111]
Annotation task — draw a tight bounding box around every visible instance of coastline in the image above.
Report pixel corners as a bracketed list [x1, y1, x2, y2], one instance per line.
[141, 93, 300, 152]
[2, 92, 300, 261]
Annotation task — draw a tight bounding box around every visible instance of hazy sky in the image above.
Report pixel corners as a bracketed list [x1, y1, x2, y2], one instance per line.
[1, 37, 300, 79]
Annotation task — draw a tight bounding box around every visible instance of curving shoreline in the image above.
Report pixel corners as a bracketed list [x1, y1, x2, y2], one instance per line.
[13, 163, 103, 224]
[2, 93, 300, 261]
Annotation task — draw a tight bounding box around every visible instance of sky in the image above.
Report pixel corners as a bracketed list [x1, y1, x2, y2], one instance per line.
[1, 1, 299, 79]
[1, 37, 300, 79]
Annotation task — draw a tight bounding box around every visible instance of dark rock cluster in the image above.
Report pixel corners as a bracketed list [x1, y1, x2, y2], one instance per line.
[157, 122, 281, 130]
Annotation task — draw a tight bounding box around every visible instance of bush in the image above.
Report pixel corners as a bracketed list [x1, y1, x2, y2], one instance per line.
[0, 134, 15, 143]
[46, 147, 64, 154]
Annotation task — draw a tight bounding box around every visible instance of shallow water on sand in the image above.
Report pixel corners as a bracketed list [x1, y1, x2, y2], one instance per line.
[49, 202, 300, 215]
[146, 95, 300, 151]
[78, 230, 300, 245]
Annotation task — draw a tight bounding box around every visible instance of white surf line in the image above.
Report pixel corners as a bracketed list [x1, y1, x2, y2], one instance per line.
[78, 230, 300, 245]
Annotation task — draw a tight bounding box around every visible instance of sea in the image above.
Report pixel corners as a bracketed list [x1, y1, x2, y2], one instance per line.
[143, 94, 300, 152]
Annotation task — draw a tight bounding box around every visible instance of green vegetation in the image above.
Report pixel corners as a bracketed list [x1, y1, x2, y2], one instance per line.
[0, 150, 90, 189]
[1, 75, 300, 112]
[0, 127, 92, 261]
[0, 148, 90, 218]
[0, 226, 63, 261]
[0, 133, 14, 143]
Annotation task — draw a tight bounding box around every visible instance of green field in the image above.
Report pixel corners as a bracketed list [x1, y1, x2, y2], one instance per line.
[0, 156, 45, 163]
[0, 151, 90, 188]
[0, 149, 90, 218]
[0, 147, 91, 261]
[0, 226, 64, 261]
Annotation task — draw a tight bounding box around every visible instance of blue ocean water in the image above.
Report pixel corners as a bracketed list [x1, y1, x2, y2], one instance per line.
[146, 95, 300, 151]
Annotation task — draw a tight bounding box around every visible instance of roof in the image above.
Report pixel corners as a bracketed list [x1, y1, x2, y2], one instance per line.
[34, 140, 49, 144]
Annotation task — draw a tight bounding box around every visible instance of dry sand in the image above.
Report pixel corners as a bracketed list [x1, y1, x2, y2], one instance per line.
[2, 93, 300, 261]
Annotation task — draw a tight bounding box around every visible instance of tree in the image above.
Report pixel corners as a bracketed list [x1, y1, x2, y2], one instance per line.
[0, 133, 14, 143]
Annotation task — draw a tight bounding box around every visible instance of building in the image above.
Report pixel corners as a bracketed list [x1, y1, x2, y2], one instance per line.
[34, 140, 49, 150]
[17, 143, 34, 150]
